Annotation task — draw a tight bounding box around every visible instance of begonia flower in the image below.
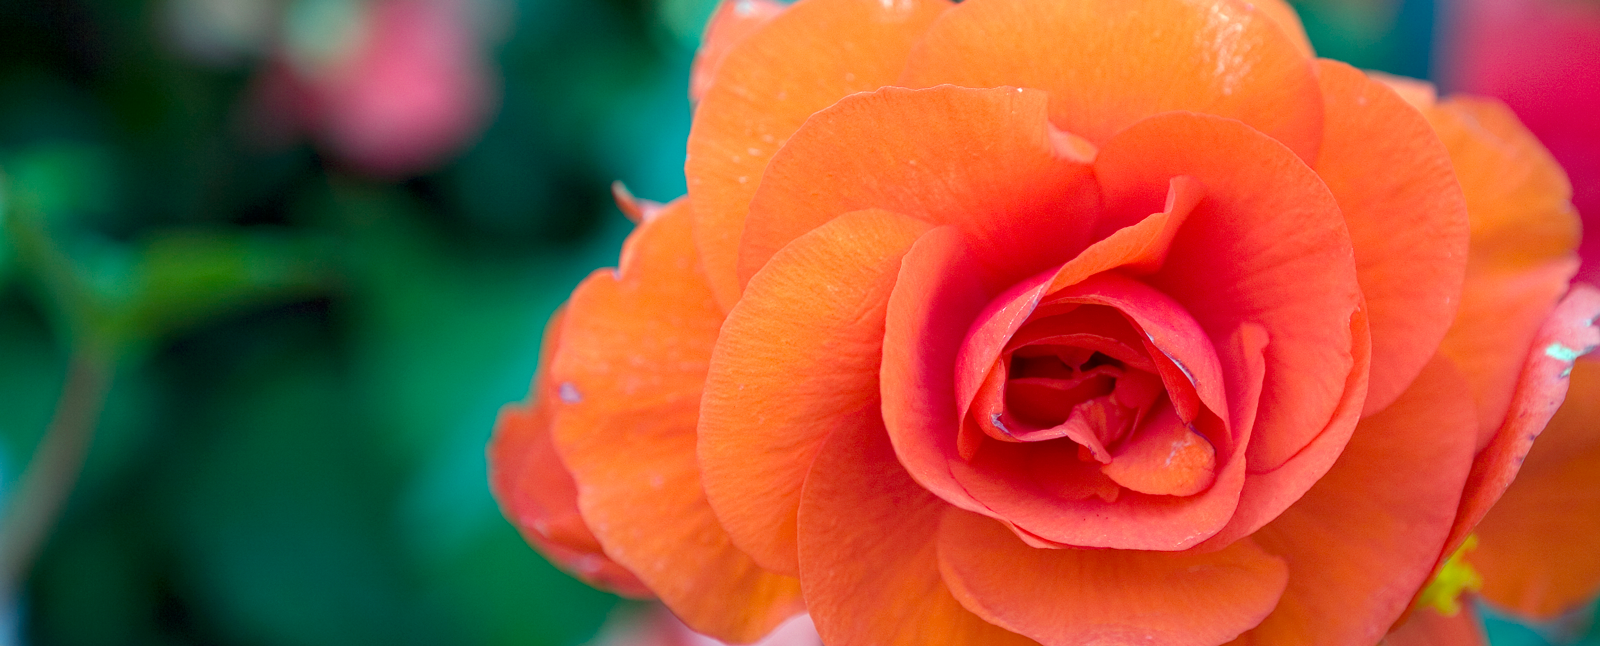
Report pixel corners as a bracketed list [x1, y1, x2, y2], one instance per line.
[489, 1, 1597, 644]
[1438, 0, 1599, 284]
[1384, 4, 1600, 641]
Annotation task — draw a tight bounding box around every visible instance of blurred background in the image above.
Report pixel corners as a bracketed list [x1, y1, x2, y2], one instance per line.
[0, 0, 1593, 644]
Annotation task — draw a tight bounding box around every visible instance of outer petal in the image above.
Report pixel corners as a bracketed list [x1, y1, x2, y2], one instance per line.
[699, 209, 932, 575]
[689, 0, 786, 103]
[938, 509, 1289, 646]
[1097, 112, 1362, 473]
[739, 85, 1101, 293]
[1383, 606, 1488, 646]
[1236, 356, 1479, 645]
[591, 606, 824, 646]
[1429, 96, 1582, 436]
[1313, 60, 1470, 414]
[549, 201, 803, 642]
[795, 405, 1040, 646]
[1245, 0, 1313, 56]
[488, 310, 651, 597]
[1474, 358, 1600, 618]
[1440, 285, 1600, 612]
[899, 0, 1325, 162]
[685, 0, 951, 310]
[1439, 0, 1600, 286]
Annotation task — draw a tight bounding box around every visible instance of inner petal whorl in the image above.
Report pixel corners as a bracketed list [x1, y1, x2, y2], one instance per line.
[956, 274, 1227, 506]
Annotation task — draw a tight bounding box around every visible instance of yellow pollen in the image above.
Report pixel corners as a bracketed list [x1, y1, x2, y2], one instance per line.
[1416, 534, 1484, 617]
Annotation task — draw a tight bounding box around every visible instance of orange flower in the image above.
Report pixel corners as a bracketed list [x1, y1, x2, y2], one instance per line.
[489, 1, 1596, 644]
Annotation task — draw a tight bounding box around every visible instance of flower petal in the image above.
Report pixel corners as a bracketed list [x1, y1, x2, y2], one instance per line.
[699, 208, 932, 575]
[1441, 284, 1600, 588]
[1429, 96, 1582, 436]
[900, 0, 1324, 162]
[882, 226, 996, 514]
[489, 310, 652, 597]
[1245, 0, 1313, 56]
[686, 0, 951, 310]
[1474, 357, 1600, 618]
[795, 406, 1040, 646]
[1194, 310, 1371, 550]
[689, 0, 786, 103]
[549, 201, 803, 642]
[1382, 606, 1488, 646]
[1237, 355, 1477, 645]
[739, 85, 1103, 295]
[1313, 60, 1470, 414]
[1096, 111, 1361, 473]
[1101, 401, 1218, 497]
[938, 508, 1289, 646]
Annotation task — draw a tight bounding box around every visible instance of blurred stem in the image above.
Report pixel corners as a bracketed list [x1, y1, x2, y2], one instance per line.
[0, 348, 113, 597]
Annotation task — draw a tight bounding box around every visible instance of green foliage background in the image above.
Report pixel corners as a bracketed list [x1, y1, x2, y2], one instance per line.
[0, 0, 1591, 644]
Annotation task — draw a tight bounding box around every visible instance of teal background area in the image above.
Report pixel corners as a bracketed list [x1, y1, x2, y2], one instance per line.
[0, 0, 1591, 644]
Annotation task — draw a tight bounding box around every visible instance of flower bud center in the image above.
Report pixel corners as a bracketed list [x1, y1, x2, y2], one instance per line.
[959, 298, 1219, 500]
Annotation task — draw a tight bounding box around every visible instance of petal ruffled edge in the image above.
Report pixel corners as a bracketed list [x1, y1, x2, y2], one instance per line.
[686, 0, 952, 310]
[699, 209, 932, 575]
[1236, 356, 1478, 645]
[900, 0, 1325, 162]
[1440, 285, 1600, 615]
[1312, 60, 1469, 415]
[1452, 286, 1600, 617]
[795, 403, 1040, 646]
[548, 200, 805, 642]
[488, 307, 652, 598]
[938, 508, 1288, 646]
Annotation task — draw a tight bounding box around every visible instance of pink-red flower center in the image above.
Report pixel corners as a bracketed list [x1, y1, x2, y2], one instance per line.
[957, 275, 1224, 503]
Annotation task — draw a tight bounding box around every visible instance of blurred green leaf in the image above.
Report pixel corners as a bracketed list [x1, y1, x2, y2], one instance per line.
[3, 142, 334, 357]
[2, 142, 117, 220]
[124, 229, 332, 345]
[0, 173, 11, 282]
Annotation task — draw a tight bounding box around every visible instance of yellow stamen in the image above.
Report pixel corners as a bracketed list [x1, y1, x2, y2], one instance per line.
[1416, 534, 1484, 616]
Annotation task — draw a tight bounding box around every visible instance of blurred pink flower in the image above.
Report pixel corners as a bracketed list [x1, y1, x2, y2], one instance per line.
[1440, 0, 1600, 280]
[248, 0, 497, 177]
